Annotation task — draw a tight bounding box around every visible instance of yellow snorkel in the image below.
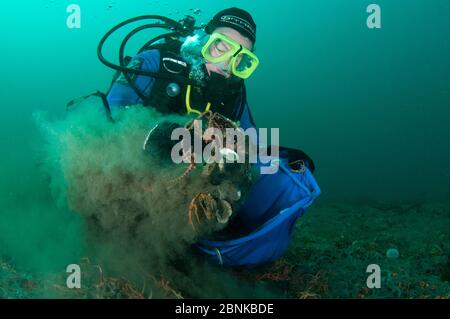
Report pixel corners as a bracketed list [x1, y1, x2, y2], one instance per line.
[185, 85, 211, 115]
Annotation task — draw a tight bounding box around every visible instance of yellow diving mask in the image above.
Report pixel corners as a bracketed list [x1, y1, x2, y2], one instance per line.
[201, 32, 260, 79]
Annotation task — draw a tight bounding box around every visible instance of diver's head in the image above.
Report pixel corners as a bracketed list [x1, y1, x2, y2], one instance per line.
[205, 7, 257, 46]
[203, 8, 258, 79]
[204, 27, 253, 78]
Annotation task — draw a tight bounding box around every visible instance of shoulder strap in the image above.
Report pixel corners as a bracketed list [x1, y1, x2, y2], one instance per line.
[233, 84, 256, 126]
[142, 41, 191, 113]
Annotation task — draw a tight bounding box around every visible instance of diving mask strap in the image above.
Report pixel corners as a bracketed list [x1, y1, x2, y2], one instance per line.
[185, 85, 211, 115]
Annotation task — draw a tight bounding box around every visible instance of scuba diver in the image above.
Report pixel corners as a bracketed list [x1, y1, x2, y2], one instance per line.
[106, 7, 258, 131]
[82, 7, 321, 267]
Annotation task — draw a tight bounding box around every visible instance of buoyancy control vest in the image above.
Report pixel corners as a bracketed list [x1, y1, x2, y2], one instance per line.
[138, 39, 247, 121]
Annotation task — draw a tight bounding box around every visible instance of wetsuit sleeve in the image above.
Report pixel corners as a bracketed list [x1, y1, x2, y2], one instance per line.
[106, 49, 161, 108]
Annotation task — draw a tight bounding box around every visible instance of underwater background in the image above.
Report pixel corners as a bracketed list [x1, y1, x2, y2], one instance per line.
[0, 0, 449, 298]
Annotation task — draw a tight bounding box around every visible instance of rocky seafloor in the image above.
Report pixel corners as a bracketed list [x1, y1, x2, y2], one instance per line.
[1, 201, 449, 299]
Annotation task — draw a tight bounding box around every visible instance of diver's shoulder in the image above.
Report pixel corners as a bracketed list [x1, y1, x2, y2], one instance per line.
[134, 42, 184, 64]
[137, 39, 183, 59]
[134, 49, 161, 61]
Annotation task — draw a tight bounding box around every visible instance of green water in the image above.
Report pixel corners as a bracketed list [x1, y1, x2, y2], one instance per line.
[0, 0, 449, 298]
